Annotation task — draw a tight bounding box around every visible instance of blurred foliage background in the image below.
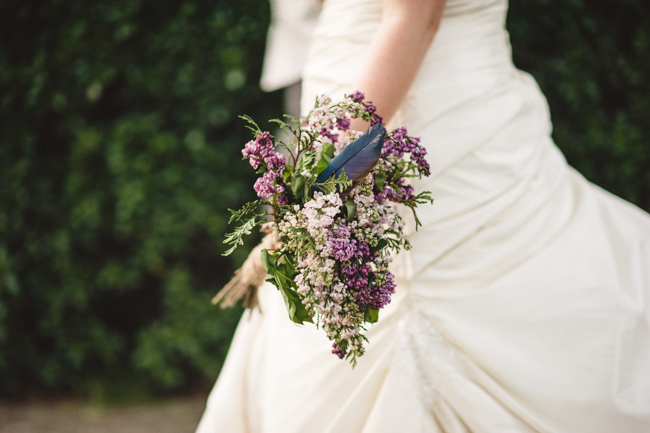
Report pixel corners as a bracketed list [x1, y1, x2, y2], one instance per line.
[0, 0, 280, 400]
[0, 0, 648, 400]
[509, 0, 650, 209]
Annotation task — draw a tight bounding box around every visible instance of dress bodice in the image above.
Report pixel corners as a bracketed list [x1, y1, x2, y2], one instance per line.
[302, 0, 523, 172]
[303, 0, 513, 118]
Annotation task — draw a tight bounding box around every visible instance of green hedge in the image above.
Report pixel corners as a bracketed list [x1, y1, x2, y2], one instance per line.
[0, 0, 280, 398]
[508, 0, 650, 210]
[0, 0, 648, 398]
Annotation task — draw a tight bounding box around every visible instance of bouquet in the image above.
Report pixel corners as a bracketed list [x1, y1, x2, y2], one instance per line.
[221, 91, 432, 365]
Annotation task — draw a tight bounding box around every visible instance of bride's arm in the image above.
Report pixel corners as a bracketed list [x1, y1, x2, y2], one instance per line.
[350, 0, 447, 129]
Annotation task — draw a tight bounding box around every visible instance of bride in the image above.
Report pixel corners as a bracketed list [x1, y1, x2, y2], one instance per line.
[197, 0, 650, 431]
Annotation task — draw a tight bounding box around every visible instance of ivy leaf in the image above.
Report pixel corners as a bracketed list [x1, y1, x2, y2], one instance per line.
[278, 284, 313, 325]
[374, 173, 386, 192]
[315, 143, 336, 175]
[283, 252, 297, 277]
[316, 158, 329, 176]
[260, 248, 273, 273]
[364, 307, 379, 324]
[291, 174, 306, 200]
[344, 198, 357, 220]
[369, 238, 387, 255]
[262, 250, 313, 324]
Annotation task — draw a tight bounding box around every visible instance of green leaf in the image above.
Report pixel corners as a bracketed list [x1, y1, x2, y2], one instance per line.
[260, 248, 273, 273]
[315, 143, 336, 175]
[369, 238, 387, 255]
[227, 200, 262, 224]
[291, 174, 306, 199]
[344, 198, 357, 220]
[238, 114, 262, 135]
[282, 113, 300, 125]
[279, 286, 313, 324]
[261, 251, 312, 324]
[316, 158, 329, 175]
[272, 272, 312, 324]
[364, 307, 379, 324]
[374, 173, 386, 192]
[283, 253, 297, 278]
[269, 117, 292, 132]
[222, 216, 257, 256]
[312, 170, 352, 196]
[323, 143, 336, 159]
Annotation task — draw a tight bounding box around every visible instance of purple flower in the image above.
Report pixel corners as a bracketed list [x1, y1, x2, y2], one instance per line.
[320, 127, 339, 144]
[276, 193, 289, 205]
[369, 272, 396, 310]
[348, 275, 368, 291]
[355, 288, 370, 310]
[264, 152, 286, 171]
[355, 240, 371, 259]
[349, 91, 365, 101]
[369, 291, 391, 310]
[342, 262, 357, 276]
[387, 178, 415, 202]
[253, 172, 277, 200]
[337, 118, 351, 131]
[242, 131, 286, 172]
[331, 237, 356, 262]
[332, 343, 347, 359]
[358, 264, 371, 277]
[242, 140, 261, 169]
[243, 131, 288, 202]
[334, 225, 351, 239]
[381, 127, 430, 175]
[413, 154, 430, 176]
[381, 138, 402, 158]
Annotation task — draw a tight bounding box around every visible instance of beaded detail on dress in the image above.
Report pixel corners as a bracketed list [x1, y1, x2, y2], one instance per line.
[393, 311, 462, 409]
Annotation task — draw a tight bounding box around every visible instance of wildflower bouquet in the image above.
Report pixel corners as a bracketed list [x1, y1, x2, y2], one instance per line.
[223, 91, 432, 365]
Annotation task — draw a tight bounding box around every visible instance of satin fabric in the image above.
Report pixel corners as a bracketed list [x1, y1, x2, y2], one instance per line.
[259, 0, 321, 91]
[197, 0, 650, 431]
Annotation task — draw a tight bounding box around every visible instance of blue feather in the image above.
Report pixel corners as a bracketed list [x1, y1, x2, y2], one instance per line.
[314, 123, 386, 196]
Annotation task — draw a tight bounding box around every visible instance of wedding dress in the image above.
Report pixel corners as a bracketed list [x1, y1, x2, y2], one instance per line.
[196, 0, 650, 431]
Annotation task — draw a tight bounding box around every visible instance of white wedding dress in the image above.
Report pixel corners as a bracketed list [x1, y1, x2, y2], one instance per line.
[196, 0, 650, 431]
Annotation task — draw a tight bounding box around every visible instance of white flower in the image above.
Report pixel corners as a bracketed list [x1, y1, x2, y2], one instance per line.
[317, 94, 332, 106]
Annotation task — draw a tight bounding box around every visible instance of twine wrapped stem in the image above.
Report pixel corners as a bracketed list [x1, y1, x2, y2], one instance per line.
[212, 232, 279, 310]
